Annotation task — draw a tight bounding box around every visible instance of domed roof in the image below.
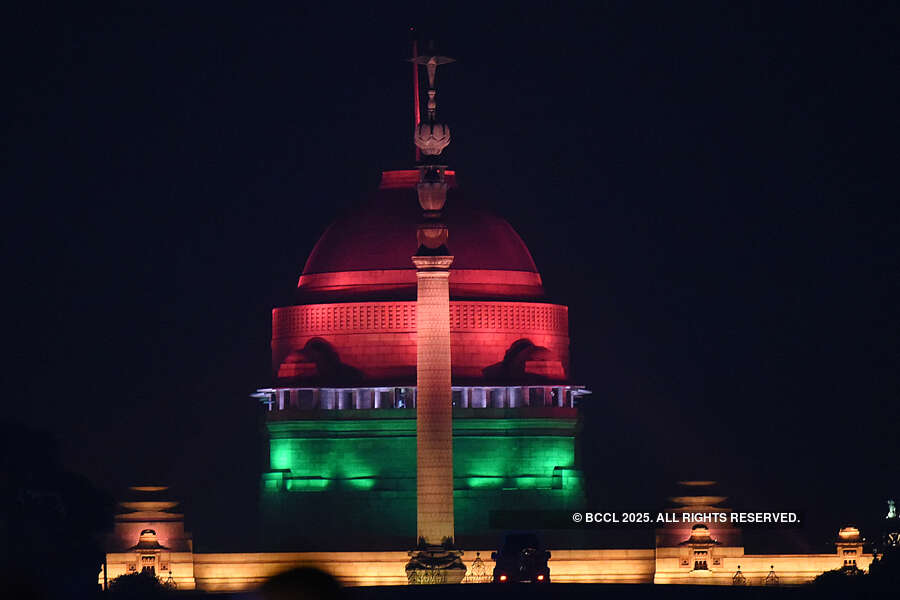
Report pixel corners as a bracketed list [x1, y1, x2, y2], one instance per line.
[297, 170, 544, 302]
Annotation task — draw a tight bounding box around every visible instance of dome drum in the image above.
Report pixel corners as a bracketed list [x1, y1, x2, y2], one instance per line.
[272, 300, 570, 386]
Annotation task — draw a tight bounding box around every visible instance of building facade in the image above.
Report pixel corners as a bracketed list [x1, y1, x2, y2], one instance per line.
[256, 169, 588, 550]
[98, 49, 886, 590]
[100, 485, 879, 590]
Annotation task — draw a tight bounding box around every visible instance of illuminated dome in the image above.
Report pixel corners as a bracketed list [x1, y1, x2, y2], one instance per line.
[271, 169, 571, 386]
[297, 170, 544, 303]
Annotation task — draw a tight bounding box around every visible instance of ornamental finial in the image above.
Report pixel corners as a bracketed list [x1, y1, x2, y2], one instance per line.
[410, 42, 454, 157]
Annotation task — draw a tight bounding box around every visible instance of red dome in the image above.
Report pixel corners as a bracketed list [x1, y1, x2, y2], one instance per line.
[273, 170, 571, 385]
[297, 170, 544, 302]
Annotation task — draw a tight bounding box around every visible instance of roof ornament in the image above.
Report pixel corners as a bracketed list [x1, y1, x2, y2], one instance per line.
[410, 40, 454, 158]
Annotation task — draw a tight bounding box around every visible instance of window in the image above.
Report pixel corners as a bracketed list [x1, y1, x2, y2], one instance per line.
[141, 555, 156, 576]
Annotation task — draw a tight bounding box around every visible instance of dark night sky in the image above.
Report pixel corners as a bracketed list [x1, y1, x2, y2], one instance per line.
[5, 2, 899, 551]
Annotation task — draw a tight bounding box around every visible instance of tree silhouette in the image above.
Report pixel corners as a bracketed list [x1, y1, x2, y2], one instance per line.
[0, 420, 114, 598]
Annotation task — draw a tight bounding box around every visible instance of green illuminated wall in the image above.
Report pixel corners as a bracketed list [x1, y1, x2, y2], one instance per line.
[260, 408, 584, 550]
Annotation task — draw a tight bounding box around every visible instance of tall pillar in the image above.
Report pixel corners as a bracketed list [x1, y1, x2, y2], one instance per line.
[405, 44, 465, 584]
[412, 254, 454, 545]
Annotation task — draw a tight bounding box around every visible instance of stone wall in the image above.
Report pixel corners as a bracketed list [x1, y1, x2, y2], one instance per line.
[103, 546, 871, 591]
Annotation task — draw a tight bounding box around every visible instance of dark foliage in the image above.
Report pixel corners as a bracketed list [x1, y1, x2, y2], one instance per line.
[108, 570, 172, 596]
[869, 546, 900, 586]
[810, 546, 900, 595]
[0, 421, 114, 598]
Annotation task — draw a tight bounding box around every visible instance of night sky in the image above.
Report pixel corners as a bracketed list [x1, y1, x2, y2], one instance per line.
[5, 2, 899, 552]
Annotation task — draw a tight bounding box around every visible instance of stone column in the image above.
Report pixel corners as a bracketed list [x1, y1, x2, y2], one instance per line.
[405, 52, 464, 582]
[412, 255, 455, 545]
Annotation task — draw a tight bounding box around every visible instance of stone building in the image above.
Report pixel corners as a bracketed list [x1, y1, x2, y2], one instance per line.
[256, 168, 589, 550]
[99, 45, 879, 591]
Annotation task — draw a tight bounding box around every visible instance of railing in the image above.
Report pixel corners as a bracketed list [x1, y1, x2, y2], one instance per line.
[256, 386, 588, 411]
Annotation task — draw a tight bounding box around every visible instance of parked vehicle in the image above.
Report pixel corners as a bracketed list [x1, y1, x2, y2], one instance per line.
[491, 533, 551, 583]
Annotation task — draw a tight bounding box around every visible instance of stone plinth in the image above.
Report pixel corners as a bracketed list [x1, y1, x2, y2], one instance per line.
[405, 546, 466, 584]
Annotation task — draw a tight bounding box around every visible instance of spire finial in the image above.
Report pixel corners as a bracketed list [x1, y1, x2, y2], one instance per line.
[410, 41, 454, 158]
[411, 43, 454, 122]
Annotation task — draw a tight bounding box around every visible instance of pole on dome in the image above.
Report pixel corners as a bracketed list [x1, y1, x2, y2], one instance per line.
[410, 28, 421, 163]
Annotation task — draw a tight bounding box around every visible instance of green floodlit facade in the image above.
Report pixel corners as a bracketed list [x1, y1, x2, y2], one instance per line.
[260, 405, 585, 550]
